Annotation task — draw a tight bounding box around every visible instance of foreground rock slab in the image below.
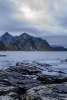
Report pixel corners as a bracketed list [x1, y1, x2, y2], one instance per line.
[26, 84, 67, 100]
[0, 62, 67, 100]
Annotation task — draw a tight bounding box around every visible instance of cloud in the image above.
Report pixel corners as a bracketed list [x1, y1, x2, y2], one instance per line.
[0, 0, 41, 36]
[52, 0, 67, 27]
[0, 0, 67, 36]
[11, 0, 67, 35]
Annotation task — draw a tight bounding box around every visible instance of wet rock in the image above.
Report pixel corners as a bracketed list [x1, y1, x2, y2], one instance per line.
[6, 65, 41, 75]
[36, 62, 52, 67]
[4, 69, 41, 90]
[65, 59, 67, 62]
[0, 86, 18, 95]
[53, 84, 67, 93]
[0, 85, 20, 100]
[0, 63, 42, 100]
[58, 71, 65, 74]
[0, 62, 67, 100]
[0, 95, 17, 100]
[26, 84, 67, 100]
[37, 75, 67, 84]
[0, 54, 6, 57]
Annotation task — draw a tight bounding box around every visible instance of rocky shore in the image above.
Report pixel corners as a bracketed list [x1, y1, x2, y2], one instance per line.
[0, 60, 67, 100]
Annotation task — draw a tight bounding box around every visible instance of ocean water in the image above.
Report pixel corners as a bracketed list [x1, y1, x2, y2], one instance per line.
[0, 51, 67, 75]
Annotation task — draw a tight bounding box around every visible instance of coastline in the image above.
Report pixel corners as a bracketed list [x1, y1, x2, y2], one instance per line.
[0, 60, 67, 100]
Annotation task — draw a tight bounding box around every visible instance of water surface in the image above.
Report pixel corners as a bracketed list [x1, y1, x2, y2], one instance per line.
[0, 51, 67, 70]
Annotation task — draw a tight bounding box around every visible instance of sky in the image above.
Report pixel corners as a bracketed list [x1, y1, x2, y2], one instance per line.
[0, 0, 67, 37]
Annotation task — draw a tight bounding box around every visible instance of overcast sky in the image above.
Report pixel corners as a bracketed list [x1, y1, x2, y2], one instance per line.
[0, 0, 67, 36]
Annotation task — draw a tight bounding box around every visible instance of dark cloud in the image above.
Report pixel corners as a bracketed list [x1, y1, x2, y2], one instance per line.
[0, 0, 67, 36]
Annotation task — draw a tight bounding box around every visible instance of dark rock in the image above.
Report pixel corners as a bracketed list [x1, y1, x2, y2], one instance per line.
[7, 65, 41, 75]
[58, 71, 65, 74]
[37, 75, 67, 84]
[65, 59, 67, 62]
[0, 85, 20, 100]
[0, 41, 7, 50]
[26, 84, 67, 100]
[36, 62, 52, 67]
[0, 62, 67, 100]
[0, 54, 6, 57]
[53, 84, 67, 93]
[0, 63, 41, 99]
[0, 86, 18, 95]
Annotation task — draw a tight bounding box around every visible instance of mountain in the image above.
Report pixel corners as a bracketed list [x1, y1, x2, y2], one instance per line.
[0, 32, 19, 44]
[45, 36, 67, 48]
[0, 32, 67, 51]
[0, 41, 7, 50]
[52, 45, 67, 51]
[9, 33, 52, 51]
[0, 32, 13, 43]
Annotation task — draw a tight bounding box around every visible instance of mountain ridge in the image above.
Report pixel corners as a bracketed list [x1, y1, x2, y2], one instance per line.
[0, 32, 67, 51]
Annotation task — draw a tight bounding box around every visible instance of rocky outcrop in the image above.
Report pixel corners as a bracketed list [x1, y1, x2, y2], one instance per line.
[0, 61, 67, 100]
[0, 62, 41, 100]
[26, 84, 67, 100]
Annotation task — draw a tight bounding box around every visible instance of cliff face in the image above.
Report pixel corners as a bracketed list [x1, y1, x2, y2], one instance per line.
[0, 32, 67, 51]
[9, 33, 52, 51]
[0, 41, 7, 50]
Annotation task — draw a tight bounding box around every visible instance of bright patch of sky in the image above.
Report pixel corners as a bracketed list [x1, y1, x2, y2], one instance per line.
[0, 0, 67, 37]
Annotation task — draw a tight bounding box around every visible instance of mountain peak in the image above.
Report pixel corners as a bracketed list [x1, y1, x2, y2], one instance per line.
[0, 32, 13, 43]
[22, 33, 28, 35]
[20, 33, 31, 38]
[2, 32, 12, 37]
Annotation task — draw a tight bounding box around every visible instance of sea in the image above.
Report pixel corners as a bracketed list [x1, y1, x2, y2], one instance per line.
[0, 51, 67, 76]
